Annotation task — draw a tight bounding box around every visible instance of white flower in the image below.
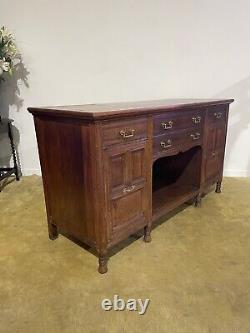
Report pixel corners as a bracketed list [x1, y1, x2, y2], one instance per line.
[0, 27, 20, 77]
[0, 59, 10, 72]
[0, 26, 13, 41]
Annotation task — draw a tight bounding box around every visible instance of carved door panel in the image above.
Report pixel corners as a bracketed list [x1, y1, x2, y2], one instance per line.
[104, 141, 149, 244]
[204, 150, 224, 182]
[204, 108, 228, 184]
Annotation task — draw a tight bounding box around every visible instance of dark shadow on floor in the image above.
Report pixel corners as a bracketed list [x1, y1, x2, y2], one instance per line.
[59, 202, 195, 259]
[58, 182, 217, 261]
[0, 176, 16, 192]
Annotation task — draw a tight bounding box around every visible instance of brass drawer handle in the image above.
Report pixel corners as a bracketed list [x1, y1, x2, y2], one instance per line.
[161, 121, 173, 130]
[119, 129, 135, 139]
[123, 185, 135, 194]
[214, 112, 222, 119]
[160, 139, 172, 149]
[192, 116, 201, 123]
[190, 132, 200, 140]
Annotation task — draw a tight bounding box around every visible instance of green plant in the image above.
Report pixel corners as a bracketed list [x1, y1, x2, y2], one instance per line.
[0, 26, 20, 79]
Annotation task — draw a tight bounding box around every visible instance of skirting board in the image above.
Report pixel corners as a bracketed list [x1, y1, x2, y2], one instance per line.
[21, 168, 250, 178]
[21, 168, 41, 176]
[223, 169, 250, 177]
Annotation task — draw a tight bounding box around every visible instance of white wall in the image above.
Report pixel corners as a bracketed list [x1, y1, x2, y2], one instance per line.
[1, 0, 250, 176]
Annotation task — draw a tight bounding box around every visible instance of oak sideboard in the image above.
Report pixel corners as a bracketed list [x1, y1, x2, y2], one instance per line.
[28, 98, 234, 274]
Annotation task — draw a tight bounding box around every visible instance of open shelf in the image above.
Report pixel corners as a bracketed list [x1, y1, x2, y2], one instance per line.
[152, 146, 201, 221]
[152, 183, 199, 221]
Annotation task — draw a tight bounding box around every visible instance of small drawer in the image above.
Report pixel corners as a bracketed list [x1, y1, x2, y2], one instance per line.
[207, 106, 227, 124]
[101, 117, 147, 146]
[153, 109, 204, 135]
[153, 129, 203, 157]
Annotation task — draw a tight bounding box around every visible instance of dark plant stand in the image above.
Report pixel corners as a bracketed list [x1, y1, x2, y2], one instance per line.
[0, 118, 20, 183]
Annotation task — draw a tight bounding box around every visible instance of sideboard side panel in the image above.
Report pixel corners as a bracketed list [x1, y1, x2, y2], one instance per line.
[34, 116, 96, 247]
[202, 104, 229, 189]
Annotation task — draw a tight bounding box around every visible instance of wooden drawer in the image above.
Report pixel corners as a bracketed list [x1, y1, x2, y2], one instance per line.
[153, 109, 204, 135]
[207, 106, 227, 124]
[153, 129, 203, 157]
[101, 117, 147, 147]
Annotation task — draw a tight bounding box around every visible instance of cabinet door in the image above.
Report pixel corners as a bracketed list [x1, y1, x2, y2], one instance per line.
[204, 150, 224, 183]
[103, 141, 149, 245]
[204, 108, 228, 184]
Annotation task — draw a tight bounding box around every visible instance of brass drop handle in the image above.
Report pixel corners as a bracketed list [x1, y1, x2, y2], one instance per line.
[119, 129, 135, 139]
[123, 185, 135, 194]
[214, 112, 222, 119]
[190, 132, 200, 140]
[212, 152, 216, 157]
[161, 121, 173, 130]
[192, 116, 201, 123]
[160, 139, 172, 149]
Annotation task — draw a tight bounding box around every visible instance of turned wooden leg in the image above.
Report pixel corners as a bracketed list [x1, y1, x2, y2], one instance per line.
[8, 121, 20, 181]
[143, 226, 152, 243]
[48, 223, 58, 240]
[215, 181, 222, 193]
[194, 193, 202, 207]
[98, 256, 108, 274]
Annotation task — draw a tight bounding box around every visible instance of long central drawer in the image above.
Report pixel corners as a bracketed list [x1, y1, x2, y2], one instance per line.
[153, 128, 203, 158]
[153, 109, 204, 135]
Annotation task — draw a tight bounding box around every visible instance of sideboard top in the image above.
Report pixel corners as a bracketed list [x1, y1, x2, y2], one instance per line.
[28, 98, 234, 120]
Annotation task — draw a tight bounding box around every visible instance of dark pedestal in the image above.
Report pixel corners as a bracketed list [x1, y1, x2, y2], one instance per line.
[0, 119, 20, 183]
